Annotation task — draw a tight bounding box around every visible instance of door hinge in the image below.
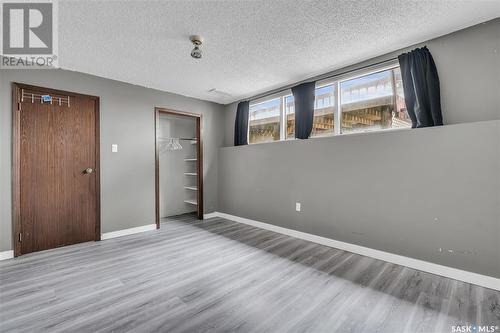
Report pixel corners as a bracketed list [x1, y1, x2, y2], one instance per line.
[18, 233, 22, 242]
[18, 102, 21, 111]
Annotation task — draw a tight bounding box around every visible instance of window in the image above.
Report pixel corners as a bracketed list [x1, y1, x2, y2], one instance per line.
[248, 98, 281, 144]
[340, 67, 411, 133]
[248, 63, 410, 144]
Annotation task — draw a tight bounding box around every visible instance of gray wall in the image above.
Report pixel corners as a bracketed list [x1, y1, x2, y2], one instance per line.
[218, 18, 500, 278]
[159, 115, 197, 217]
[223, 18, 500, 146]
[0, 69, 225, 251]
[218, 120, 500, 278]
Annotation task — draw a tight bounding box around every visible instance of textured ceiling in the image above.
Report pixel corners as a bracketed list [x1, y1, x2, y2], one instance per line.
[58, 0, 500, 104]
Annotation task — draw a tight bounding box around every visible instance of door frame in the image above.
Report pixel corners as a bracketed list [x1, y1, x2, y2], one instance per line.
[155, 107, 203, 227]
[12, 82, 101, 257]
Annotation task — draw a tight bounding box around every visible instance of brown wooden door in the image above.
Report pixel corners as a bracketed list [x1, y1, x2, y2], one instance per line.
[15, 85, 100, 255]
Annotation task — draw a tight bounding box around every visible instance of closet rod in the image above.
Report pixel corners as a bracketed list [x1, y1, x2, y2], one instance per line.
[158, 137, 197, 141]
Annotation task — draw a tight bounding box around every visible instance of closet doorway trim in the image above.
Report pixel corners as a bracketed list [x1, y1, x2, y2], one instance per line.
[154, 107, 204, 227]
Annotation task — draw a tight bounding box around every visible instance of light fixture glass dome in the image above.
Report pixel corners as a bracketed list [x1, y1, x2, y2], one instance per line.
[191, 46, 202, 59]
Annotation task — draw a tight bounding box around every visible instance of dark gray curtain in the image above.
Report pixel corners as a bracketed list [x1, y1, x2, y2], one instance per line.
[234, 101, 249, 146]
[398, 46, 443, 128]
[291, 81, 316, 139]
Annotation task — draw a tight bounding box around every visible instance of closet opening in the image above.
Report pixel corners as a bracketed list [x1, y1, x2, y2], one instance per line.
[155, 108, 203, 228]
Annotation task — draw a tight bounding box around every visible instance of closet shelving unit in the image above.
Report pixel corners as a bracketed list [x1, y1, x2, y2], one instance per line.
[159, 136, 199, 207]
[184, 138, 198, 206]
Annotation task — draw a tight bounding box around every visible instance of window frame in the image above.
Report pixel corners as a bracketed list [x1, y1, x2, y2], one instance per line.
[247, 60, 408, 145]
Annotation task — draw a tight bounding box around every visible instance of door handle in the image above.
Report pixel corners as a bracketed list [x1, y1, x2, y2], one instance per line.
[84, 168, 94, 174]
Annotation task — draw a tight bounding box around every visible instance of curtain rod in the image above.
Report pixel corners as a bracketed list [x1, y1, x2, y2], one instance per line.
[245, 56, 399, 103]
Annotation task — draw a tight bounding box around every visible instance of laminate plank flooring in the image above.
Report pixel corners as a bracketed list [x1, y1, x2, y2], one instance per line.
[1, 213, 499, 333]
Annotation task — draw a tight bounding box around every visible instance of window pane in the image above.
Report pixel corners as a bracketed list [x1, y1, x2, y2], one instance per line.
[312, 85, 335, 137]
[249, 98, 281, 144]
[285, 84, 335, 139]
[340, 68, 411, 134]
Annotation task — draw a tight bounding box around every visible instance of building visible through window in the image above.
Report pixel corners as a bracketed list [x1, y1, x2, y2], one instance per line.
[341, 67, 410, 133]
[248, 98, 281, 143]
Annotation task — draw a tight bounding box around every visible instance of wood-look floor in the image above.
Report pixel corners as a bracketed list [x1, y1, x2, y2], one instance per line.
[1, 213, 499, 333]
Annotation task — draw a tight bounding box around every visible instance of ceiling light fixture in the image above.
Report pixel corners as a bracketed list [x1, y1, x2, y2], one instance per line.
[190, 35, 203, 59]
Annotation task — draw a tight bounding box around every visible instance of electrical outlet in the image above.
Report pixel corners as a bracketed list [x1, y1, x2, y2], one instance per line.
[112, 144, 118, 153]
[295, 202, 301, 212]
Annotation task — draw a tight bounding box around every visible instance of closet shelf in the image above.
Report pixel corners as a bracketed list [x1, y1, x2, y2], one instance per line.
[184, 158, 197, 161]
[184, 199, 197, 205]
[184, 186, 198, 191]
[184, 172, 197, 176]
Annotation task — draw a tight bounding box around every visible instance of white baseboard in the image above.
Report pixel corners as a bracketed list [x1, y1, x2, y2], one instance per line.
[101, 224, 157, 240]
[0, 250, 14, 261]
[208, 212, 500, 291]
[203, 212, 219, 219]
[0, 225, 158, 259]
